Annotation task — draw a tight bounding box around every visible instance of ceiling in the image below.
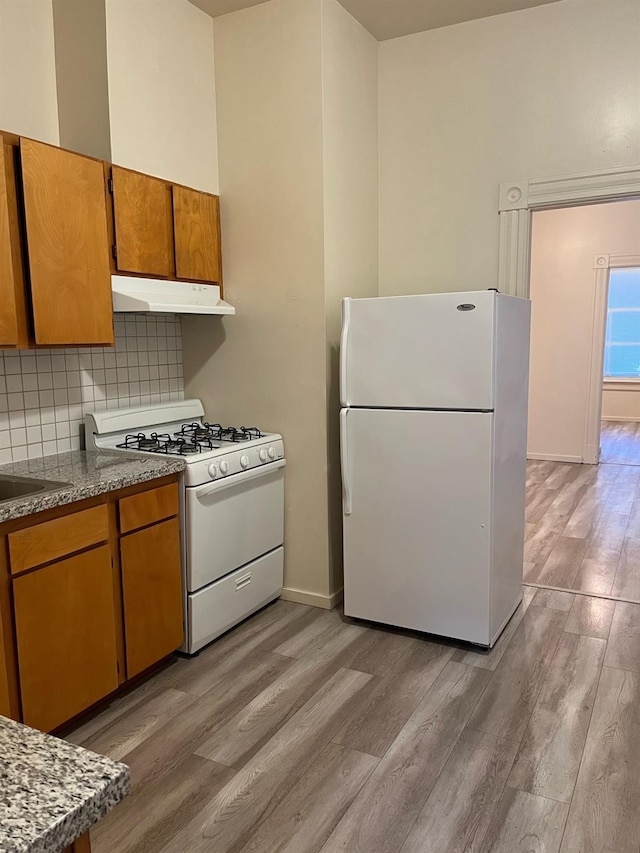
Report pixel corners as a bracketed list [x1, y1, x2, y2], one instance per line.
[188, 0, 565, 40]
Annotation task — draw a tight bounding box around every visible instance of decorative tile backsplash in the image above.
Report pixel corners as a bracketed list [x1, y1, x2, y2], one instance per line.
[0, 314, 184, 464]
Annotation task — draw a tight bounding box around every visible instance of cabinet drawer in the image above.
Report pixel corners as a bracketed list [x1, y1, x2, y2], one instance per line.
[119, 483, 179, 534]
[9, 504, 109, 575]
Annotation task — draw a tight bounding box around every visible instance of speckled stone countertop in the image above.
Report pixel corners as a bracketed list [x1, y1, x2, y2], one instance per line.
[0, 451, 185, 523]
[0, 715, 129, 853]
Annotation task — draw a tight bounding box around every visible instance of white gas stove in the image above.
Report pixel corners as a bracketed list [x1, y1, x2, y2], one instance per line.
[85, 399, 285, 654]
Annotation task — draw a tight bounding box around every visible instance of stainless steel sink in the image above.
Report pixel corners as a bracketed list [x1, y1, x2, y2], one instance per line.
[0, 474, 72, 503]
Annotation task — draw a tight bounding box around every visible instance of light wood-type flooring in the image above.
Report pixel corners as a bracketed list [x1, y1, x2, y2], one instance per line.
[526, 421, 640, 598]
[66, 586, 640, 853]
[600, 419, 640, 465]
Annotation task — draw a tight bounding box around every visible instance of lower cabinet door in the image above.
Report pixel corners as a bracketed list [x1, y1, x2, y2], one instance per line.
[13, 546, 119, 732]
[120, 517, 183, 678]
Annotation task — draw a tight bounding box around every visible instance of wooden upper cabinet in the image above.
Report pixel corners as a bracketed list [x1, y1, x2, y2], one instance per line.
[20, 138, 114, 346]
[0, 142, 29, 347]
[172, 186, 221, 284]
[112, 166, 174, 277]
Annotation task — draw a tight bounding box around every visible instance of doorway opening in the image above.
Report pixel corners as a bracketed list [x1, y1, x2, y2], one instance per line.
[527, 203, 640, 467]
[498, 176, 640, 603]
[601, 266, 640, 464]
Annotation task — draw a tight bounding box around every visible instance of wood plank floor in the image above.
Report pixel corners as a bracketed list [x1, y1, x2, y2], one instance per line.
[600, 419, 640, 465]
[61, 421, 640, 851]
[63, 586, 639, 852]
[526, 421, 640, 597]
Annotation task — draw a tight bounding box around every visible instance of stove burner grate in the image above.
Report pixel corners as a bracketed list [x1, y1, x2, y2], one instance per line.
[115, 422, 266, 457]
[117, 432, 206, 455]
[175, 422, 264, 443]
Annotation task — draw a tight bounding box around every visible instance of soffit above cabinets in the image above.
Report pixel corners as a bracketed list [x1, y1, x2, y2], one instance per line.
[188, 0, 564, 40]
[188, 0, 271, 19]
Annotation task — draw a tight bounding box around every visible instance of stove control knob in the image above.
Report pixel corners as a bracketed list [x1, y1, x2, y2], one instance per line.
[240, 455, 249, 469]
[268, 446, 276, 459]
[259, 448, 268, 462]
[219, 460, 229, 475]
[208, 463, 217, 478]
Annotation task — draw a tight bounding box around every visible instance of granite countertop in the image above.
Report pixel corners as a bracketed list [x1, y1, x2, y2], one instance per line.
[0, 450, 185, 523]
[0, 715, 129, 853]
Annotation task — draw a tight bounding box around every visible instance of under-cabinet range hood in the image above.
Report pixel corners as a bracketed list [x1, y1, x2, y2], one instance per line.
[111, 275, 235, 315]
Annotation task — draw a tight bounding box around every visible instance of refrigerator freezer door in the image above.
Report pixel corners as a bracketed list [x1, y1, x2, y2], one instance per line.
[342, 407, 493, 644]
[341, 291, 496, 410]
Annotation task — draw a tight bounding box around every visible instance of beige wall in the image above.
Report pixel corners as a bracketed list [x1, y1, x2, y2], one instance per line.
[0, 0, 59, 143]
[603, 382, 640, 422]
[52, 0, 111, 161]
[528, 201, 640, 461]
[321, 0, 378, 595]
[378, 0, 640, 297]
[105, 0, 218, 192]
[182, 0, 332, 605]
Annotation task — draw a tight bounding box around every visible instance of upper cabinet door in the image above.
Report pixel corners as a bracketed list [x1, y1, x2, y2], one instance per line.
[172, 185, 221, 284]
[112, 166, 173, 277]
[0, 143, 29, 347]
[20, 138, 114, 346]
[0, 145, 20, 346]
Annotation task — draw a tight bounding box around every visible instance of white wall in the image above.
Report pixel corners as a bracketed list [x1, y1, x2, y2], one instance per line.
[0, 0, 190, 469]
[106, 0, 218, 192]
[0, 0, 59, 143]
[378, 0, 640, 297]
[321, 0, 378, 595]
[602, 381, 640, 422]
[52, 0, 112, 161]
[528, 200, 640, 461]
[182, 0, 331, 605]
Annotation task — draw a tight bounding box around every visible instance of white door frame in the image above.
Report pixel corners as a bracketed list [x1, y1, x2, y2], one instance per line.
[497, 164, 640, 463]
[584, 254, 640, 462]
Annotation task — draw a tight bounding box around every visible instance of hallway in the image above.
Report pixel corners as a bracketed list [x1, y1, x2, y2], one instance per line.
[525, 421, 640, 598]
[600, 420, 640, 465]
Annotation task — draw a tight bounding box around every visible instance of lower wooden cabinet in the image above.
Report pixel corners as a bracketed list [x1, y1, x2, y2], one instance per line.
[121, 516, 183, 678]
[13, 545, 119, 732]
[62, 831, 92, 853]
[0, 474, 183, 732]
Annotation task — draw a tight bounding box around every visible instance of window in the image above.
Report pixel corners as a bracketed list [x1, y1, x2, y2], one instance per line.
[604, 267, 640, 378]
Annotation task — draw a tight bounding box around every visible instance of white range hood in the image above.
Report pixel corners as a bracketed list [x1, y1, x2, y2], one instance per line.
[111, 275, 235, 315]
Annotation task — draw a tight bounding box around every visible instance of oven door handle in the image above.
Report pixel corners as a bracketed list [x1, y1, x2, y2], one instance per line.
[193, 458, 286, 499]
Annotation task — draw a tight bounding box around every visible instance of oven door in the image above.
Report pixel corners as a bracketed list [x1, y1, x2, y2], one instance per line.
[185, 458, 286, 591]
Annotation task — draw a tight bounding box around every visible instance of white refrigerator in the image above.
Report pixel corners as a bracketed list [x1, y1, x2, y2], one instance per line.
[340, 290, 531, 647]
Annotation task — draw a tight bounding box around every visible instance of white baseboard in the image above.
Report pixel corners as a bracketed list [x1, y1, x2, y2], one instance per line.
[527, 452, 583, 463]
[601, 415, 640, 423]
[280, 586, 343, 610]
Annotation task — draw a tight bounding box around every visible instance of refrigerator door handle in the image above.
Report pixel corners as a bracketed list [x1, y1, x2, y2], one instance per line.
[340, 408, 352, 516]
[340, 298, 351, 404]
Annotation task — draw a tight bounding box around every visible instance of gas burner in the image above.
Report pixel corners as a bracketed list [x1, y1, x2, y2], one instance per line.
[117, 432, 171, 452]
[162, 438, 200, 455]
[239, 426, 263, 440]
[175, 423, 218, 442]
